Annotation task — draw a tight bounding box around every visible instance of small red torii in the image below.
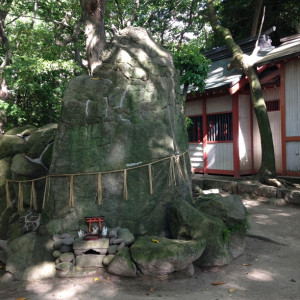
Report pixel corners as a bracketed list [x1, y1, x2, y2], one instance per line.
[85, 216, 104, 232]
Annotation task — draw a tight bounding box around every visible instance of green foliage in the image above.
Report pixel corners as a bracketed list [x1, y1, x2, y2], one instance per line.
[174, 43, 210, 93]
[186, 116, 193, 129]
[1, 0, 298, 130]
[0, 4, 84, 130]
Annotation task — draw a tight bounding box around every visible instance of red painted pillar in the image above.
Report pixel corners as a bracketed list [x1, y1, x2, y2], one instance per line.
[280, 63, 287, 174]
[250, 96, 254, 174]
[233, 94, 240, 177]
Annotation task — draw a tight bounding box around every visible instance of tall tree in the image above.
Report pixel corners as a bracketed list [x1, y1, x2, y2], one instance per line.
[80, 0, 106, 73]
[206, 0, 280, 186]
[0, 0, 13, 100]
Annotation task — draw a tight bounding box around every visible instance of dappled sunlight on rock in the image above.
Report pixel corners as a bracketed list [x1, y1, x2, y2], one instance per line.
[26, 262, 56, 281]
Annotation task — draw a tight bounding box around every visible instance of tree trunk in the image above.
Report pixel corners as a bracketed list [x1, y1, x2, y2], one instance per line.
[0, 2, 13, 100]
[251, 0, 263, 36]
[80, 0, 106, 74]
[206, 0, 279, 186]
[245, 67, 277, 183]
[182, 83, 189, 102]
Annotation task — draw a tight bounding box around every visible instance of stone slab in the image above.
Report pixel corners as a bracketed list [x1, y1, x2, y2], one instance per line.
[73, 238, 109, 250]
[76, 254, 105, 268]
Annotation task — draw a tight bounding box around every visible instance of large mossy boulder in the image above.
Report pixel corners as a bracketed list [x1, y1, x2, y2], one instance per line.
[0, 126, 36, 159]
[0, 157, 12, 216]
[168, 199, 233, 267]
[0, 124, 57, 240]
[42, 27, 192, 236]
[5, 232, 55, 280]
[130, 236, 206, 276]
[196, 194, 247, 227]
[168, 199, 225, 240]
[107, 247, 137, 277]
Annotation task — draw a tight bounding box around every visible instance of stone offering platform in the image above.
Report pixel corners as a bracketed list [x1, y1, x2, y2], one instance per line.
[73, 238, 109, 269]
[73, 238, 109, 256]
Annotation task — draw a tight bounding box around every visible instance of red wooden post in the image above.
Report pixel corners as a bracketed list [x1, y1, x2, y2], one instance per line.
[233, 94, 240, 177]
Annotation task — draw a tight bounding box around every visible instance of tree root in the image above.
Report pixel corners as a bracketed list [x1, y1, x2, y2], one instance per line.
[257, 173, 296, 188]
[263, 177, 282, 187]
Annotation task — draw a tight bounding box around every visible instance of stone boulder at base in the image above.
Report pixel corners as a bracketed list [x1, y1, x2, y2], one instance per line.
[5, 232, 55, 280]
[107, 247, 136, 277]
[130, 236, 206, 276]
[43, 27, 192, 236]
[196, 194, 247, 227]
[0, 123, 57, 240]
[0, 126, 36, 159]
[168, 199, 233, 267]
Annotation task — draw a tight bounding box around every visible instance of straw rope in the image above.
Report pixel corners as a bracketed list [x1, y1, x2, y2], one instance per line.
[4, 150, 189, 209]
[183, 151, 188, 178]
[18, 182, 24, 211]
[5, 180, 11, 208]
[69, 175, 75, 207]
[30, 181, 37, 211]
[148, 164, 153, 195]
[97, 173, 103, 205]
[42, 176, 50, 209]
[168, 156, 176, 186]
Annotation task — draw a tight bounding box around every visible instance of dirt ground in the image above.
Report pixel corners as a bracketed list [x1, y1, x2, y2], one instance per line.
[0, 198, 299, 300]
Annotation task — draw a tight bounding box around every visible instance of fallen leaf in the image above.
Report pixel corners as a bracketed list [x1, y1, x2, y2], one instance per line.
[243, 263, 251, 266]
[91, 77, 100, 80]
[149, 288, 154, 293]
[212, 281, 225, 285]
[229, 288, 237, 293]
[15, 298, 26, 300]
[152, 239, 159, 243]
[93, 277, 99, 282]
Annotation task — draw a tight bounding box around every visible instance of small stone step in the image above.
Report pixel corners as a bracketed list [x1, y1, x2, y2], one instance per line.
[76, 254, 105, 268]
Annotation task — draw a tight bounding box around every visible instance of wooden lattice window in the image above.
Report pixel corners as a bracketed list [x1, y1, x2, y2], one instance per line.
[207, 113, 233, 142]
[266, 100, 280, 111]
[188, 116, 203, 143]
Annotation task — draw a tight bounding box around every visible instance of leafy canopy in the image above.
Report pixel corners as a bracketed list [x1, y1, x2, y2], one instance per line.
[174, 43, 210, 93]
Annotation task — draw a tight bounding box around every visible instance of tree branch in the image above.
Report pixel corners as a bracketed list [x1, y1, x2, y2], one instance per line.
[127, 0, 140, 26]
[251, 0, 263, 36]
[252, 6, 265, 57]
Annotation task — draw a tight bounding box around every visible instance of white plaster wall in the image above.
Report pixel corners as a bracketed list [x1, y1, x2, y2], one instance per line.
[206, 95, 232, 113]
[189, 143, 204, 169]
[238, 94, 252, 171]
[206, 143, 233, 170]
[185, 99, 203, 116]
[286, 142, 300, 172]
[285, 59, 300, 137]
